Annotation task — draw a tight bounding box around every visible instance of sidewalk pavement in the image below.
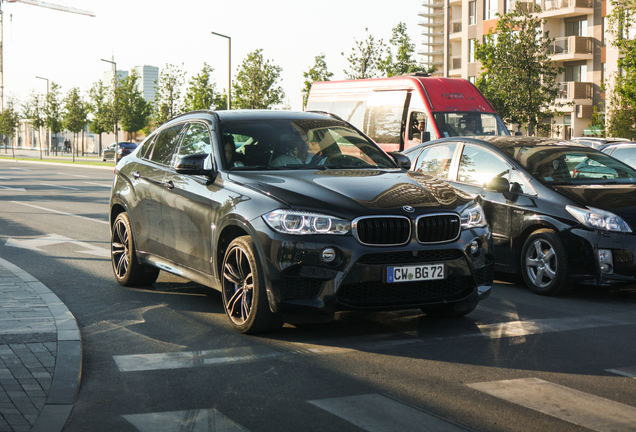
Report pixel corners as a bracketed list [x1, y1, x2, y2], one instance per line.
[0, 257, 81, 432]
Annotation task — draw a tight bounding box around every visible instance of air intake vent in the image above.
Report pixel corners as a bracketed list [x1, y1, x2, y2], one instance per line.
[416, 214, 461, 243]
[353, 216, 411, 246]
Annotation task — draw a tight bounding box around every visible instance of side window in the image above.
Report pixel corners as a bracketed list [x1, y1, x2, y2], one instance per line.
[177, 123, 212, 158]
[149, 124, 184, 165]
[509, 170, 536, 196]
[363, 90, 408, 144]
[414, 144, 457, 179]
[610, 147, 636, 168]
[140, 134, 157, 160]
[408, 111, 435, 143]
[458, 145, 510, 187]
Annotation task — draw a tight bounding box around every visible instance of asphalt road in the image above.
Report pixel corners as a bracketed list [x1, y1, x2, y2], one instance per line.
[1, 159, 636, 432]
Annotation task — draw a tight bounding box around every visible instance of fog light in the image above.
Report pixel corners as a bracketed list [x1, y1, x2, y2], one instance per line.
[470, 240, 479, 256]
[598, 249, 613, 274]
[321, 247, 337, 264]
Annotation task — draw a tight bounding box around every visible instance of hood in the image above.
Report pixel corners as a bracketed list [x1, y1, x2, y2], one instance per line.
[552, 184, 636, 226]
[228, 169, 471, 218]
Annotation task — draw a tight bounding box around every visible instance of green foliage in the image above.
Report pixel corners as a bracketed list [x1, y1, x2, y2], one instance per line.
[88, 80, 112, 136]
[153, 63, 186, 126]
[301, 54, 334, 108]
[24, 91, 46, 129]
[233, 49, 285, 109]
[0, 101, 21, 138]
[342, 28, 386, 79]
[119, 71, 152, 137]
[184, 63, 224, 112]
[606, 0, 636, 137]
[474, 3, 563, 135]
[44, 82, 64, 135]
[382, 22, 422, 77]
[63, 87, 89, 134]
[588, 105, 606, 137]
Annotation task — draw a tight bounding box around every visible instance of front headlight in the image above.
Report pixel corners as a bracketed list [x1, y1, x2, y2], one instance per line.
[460, 202, 487, 229]
[263, 209, 351, 235]
[566, 205, 632, 233]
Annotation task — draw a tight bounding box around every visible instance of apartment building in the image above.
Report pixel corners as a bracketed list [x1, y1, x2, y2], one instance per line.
[419, 0, 619, 138]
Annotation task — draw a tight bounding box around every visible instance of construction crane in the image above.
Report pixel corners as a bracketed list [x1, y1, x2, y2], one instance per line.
[0, 0, 95, 109]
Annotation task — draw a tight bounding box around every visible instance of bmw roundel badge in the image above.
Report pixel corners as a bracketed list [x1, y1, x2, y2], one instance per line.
[403, 205, 415, 213]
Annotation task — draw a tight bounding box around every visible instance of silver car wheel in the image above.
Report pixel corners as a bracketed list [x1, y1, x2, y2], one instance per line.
[525, 238, 557, 288]
[223, 245, 254, 326]
[111, 217, 130, 279]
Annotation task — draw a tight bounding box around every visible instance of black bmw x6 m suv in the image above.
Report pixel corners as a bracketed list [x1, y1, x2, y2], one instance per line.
[109, 110, 494, 334]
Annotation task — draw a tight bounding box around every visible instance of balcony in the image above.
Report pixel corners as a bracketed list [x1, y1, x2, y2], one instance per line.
[538, 0, 593, 18]
[556, 81, 593, 102]
[450, 20, 463, 36]
[450, 56, 462, 71]
[547, 36, 594, 60]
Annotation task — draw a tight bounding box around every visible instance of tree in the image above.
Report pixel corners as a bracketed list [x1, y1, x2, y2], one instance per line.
[382, 22, 421, 77]
[0, 100, 22, 157]
[184, 63, 225, 112]
[588, 105, 606, 137]
[89, 80, 113, 154]
[342, 28, 386, 80]
[301, 54, 334, 108]
[24, 91, 47, 159]
[233, 49, 285, 109]
[63, 87, 89, 160]
[474, 3, 563, 135]
[119, 71, 152, 141]
[153, 63, 185, 126]
[44, 82, 64, 155]
[606, 0, 636, 137]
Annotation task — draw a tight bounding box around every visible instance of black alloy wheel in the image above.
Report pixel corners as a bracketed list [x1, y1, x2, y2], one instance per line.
[222, 236, 283, 334]
[111, 212, 160, 287]
[521, 228, 569, 296]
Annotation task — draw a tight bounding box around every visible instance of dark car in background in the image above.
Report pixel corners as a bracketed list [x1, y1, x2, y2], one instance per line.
[101, 142, 138, 161]
[404, 136, 636, 296]
[109, 110, 495, 334]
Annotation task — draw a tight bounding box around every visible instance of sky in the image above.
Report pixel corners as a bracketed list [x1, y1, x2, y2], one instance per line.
[1, 0, 422, 112]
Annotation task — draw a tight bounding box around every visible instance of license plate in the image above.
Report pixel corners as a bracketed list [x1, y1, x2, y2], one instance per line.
[387, 263, 445, 283]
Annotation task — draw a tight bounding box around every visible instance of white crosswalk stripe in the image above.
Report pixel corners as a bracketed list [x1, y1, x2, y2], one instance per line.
[606, 366, 636, 378]
[123, 408, 250, 432]
[309, 394, 474, 432]
[468, 378, 636, 432]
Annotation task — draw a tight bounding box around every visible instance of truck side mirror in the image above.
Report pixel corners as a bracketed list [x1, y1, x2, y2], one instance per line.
[421, 131, 431, 143]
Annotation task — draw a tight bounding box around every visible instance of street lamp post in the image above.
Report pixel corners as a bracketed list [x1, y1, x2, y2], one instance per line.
[211, 32, 231, 110]
[101, 58, 118, 152]
[35, 76, 50, 156]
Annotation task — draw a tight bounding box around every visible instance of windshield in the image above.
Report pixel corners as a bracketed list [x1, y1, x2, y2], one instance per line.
[219, 119, 397, 170]
[502, 146, 636, 184]
[433, 112, 510, 138]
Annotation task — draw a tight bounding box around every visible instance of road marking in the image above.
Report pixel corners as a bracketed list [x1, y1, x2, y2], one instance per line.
[468, 378, 636, 432]
[9, 201, 109, 225]
[83, 181, 112, 187]
[40, 183, 81, 191]
[0, 185, 26, 191]
[607, 367, 636, 378]
[123, 408, 250, 432]
[112, 311, 636, 372]
[309, 394, 473, 432]
[5, 168, 29, 171]
[113, 342, 354, 372]
[57, 172, 89, 177]
[5, 233, 110, 258]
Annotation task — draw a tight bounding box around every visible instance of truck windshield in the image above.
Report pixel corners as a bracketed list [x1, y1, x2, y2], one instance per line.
[433, 113, 510, 138]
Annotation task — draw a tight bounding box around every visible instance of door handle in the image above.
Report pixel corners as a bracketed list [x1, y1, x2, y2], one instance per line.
[132, 171, 141, 179]
[164, 180, 175, 189]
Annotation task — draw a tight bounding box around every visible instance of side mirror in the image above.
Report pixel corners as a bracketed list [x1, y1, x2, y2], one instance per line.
[515, 132, 523, 136]
[388, 151, 412, 170]
[421, 131, 431, 143]
[486, 177, 510, 193]
[175, 154, 216, 177]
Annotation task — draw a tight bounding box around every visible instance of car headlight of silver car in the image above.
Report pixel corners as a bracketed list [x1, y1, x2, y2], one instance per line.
[263, 210, 351, 235]
[460, 202, 487, 229]
[566, 205, 632, 233]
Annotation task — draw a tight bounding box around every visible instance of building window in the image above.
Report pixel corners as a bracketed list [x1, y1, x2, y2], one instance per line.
[469, 76, 476, 84]
[505, 0, 516, 13]
[469, 39, 476, 63]
[469, 1, 476, 25]
[564, 63, 587, 82]
[565, 19, 587, 37]
[602, 63, 606, 88]
[603, 17, 607, 46]
[484, 0, 498, 20]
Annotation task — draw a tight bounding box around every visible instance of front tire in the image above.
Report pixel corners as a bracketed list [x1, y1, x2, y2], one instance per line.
[111, 212, 160, 287]
[521, 229, 569, 296]
[222, 236, 283, 334]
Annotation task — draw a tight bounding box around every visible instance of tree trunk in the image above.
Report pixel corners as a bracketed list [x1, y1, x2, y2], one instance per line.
[38, 127, 43, 160]
[81, 128, 85, 157]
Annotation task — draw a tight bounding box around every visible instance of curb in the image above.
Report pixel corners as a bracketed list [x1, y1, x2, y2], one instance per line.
[0, 257, 82, 432]
[0, 157, 115, 170]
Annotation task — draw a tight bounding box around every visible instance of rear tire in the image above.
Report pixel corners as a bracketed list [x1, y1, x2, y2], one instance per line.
[222, 236, 283, 334]
[521, 229, 569, 296]
[111, 212, 160, 287]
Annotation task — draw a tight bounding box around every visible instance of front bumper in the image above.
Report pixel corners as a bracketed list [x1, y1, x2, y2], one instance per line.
[254, 220, 494, 317]
[564, 228, 636, 286]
